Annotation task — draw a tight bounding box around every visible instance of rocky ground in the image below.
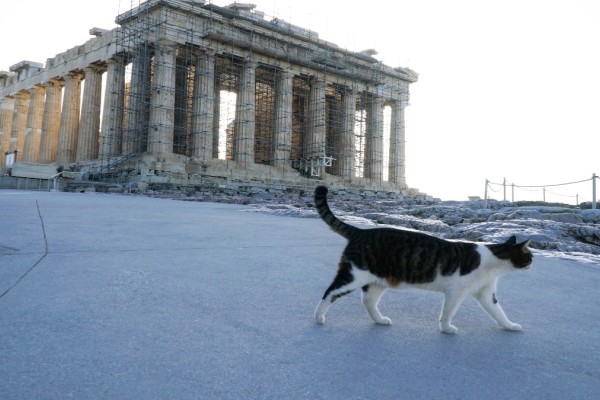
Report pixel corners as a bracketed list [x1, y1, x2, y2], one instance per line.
[179, 191, 600, 262]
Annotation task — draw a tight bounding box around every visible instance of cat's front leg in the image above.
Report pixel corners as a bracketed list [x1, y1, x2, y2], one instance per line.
[474, 286, 522, 331]
[315, 298, 331, 324]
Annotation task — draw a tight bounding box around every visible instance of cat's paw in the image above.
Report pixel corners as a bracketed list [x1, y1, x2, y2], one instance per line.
[502, 322, 522, 331]
[375, 316, 392, 325]
[440, 324, 458, 334]
[315, 314, 326, 324]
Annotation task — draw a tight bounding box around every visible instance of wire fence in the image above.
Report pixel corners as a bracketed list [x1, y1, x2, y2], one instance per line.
[485, 174, 598, 208]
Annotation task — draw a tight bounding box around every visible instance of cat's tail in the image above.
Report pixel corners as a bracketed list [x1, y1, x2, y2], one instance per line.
[314, 186, 359, 240]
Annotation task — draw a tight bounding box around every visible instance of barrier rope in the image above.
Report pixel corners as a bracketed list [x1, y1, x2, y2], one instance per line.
[485, 175, 597, 205]
[488, 176, 594, 189]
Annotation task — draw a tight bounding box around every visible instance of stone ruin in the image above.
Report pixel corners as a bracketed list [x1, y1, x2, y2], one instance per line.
[0, 0, 423, 197]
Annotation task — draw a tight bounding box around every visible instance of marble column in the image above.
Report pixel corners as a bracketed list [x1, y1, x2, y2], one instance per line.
[173, 57, 189, 156]
[100, 57, 126, 158]
[272, 69, 293, 167]
[9, 91, 30, 161]
[38, 79, 64, 163]
[22, 85, 46, 162]
[388, 100, 406, 188]
[148, 42, 176, 155]
[57, 72, 83, 163]
[77, 65, 105, 161]
[305, 76, 326, 159]
[212, 88, 221, 159]
[0, 96, 15, 167]
[124, 45, 152, 154]
[191, 50, 215, 160]
[233, 60, 256, 165]
[365, 94, 384, 181]
[339, 88, 356, 179]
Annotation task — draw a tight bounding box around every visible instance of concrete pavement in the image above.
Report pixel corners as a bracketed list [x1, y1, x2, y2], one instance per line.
[1, 190, 599, 399]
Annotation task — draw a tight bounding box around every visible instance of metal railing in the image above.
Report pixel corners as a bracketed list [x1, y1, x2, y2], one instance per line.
[484, 173, 598, 209]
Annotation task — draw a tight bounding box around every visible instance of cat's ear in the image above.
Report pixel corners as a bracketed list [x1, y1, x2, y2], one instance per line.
[518, 239, 531, 252]
[506, 235, 517, 245]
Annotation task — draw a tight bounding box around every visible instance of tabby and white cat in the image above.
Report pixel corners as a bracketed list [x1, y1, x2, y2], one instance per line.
[313, 186, 533, 334]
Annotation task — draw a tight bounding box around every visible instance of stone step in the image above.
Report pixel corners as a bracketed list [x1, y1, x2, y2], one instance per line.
[63, 181, 124, 193]
[10, 163, 60, 179]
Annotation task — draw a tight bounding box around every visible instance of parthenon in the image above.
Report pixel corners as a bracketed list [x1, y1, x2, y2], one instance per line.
[0, 0, 419, 194]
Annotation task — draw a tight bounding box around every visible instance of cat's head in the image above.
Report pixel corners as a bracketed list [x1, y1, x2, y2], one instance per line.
[490, 235, 533, 269]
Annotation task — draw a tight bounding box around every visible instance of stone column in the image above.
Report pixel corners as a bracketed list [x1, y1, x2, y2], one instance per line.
[0, 96, 15, 167]
[272, 69, 293, 167]
[9, 91, 30, 161]
[38, 79, 64, 163]
[212, 88, 221, 159]
[365, 94, 384, 181]
[100, 57, 126, 158]
[77, 65, 105, 161]
[389, 100, 406, 188]
[57, 72, 83, 163]
[339, 88, 356, 179]
[22, 85, 46, 162]
[305, 76, 326, 159]
[233, 60, 256, 165]
[124, 45, 152, 154]
[191, 50, 215, 160]
[148, 42, 176, 155]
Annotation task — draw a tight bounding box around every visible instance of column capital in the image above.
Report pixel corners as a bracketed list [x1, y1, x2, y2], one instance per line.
[63, 71, 84, 82]
[340, 85, 355, 95]
[386, 98, 408, 110]
[83, 64, 107, 75]
[242, 59, 258, 69]
[385, 98, 399, 107]
[277, 68, 293, 78]
[202, 48, 217, 57]
[193, 49, 216, 66]
[41, 78, 65, 89]
[154, 40, 177, 54]
[14, 90, 30, 100]
[48, 78, 65, 88]
[105, 58, 120, 68]
[28, 85, 46, 95]
[108, 53, 130, 65]
[309, 75, 326, 85]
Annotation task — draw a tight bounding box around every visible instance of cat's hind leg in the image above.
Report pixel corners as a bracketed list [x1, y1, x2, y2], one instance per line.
[315, 262, 366, 324]
[474, 284, 522, 331]
[439, 290, 468, 334]
[362, 284, 392, 325]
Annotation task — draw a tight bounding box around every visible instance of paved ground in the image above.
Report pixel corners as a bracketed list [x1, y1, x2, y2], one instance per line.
[1, 190, 599, 399]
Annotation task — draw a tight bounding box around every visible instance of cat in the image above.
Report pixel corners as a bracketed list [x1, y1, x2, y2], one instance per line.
[313, 185, 533, 334]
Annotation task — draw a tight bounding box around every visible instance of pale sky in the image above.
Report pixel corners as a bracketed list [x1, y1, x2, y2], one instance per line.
[1, 0, 599, 203]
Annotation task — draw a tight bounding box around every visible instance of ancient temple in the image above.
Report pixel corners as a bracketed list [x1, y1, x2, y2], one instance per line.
[0, 0, 419, 194]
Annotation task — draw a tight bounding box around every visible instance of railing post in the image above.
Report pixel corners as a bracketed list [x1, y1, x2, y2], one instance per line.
[593, 173, 597, 210]
[484, 179, 489, 209]
[543, 187, 546, 203]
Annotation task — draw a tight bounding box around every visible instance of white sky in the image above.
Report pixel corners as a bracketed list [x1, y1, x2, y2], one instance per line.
[1, 0, 599, 203]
